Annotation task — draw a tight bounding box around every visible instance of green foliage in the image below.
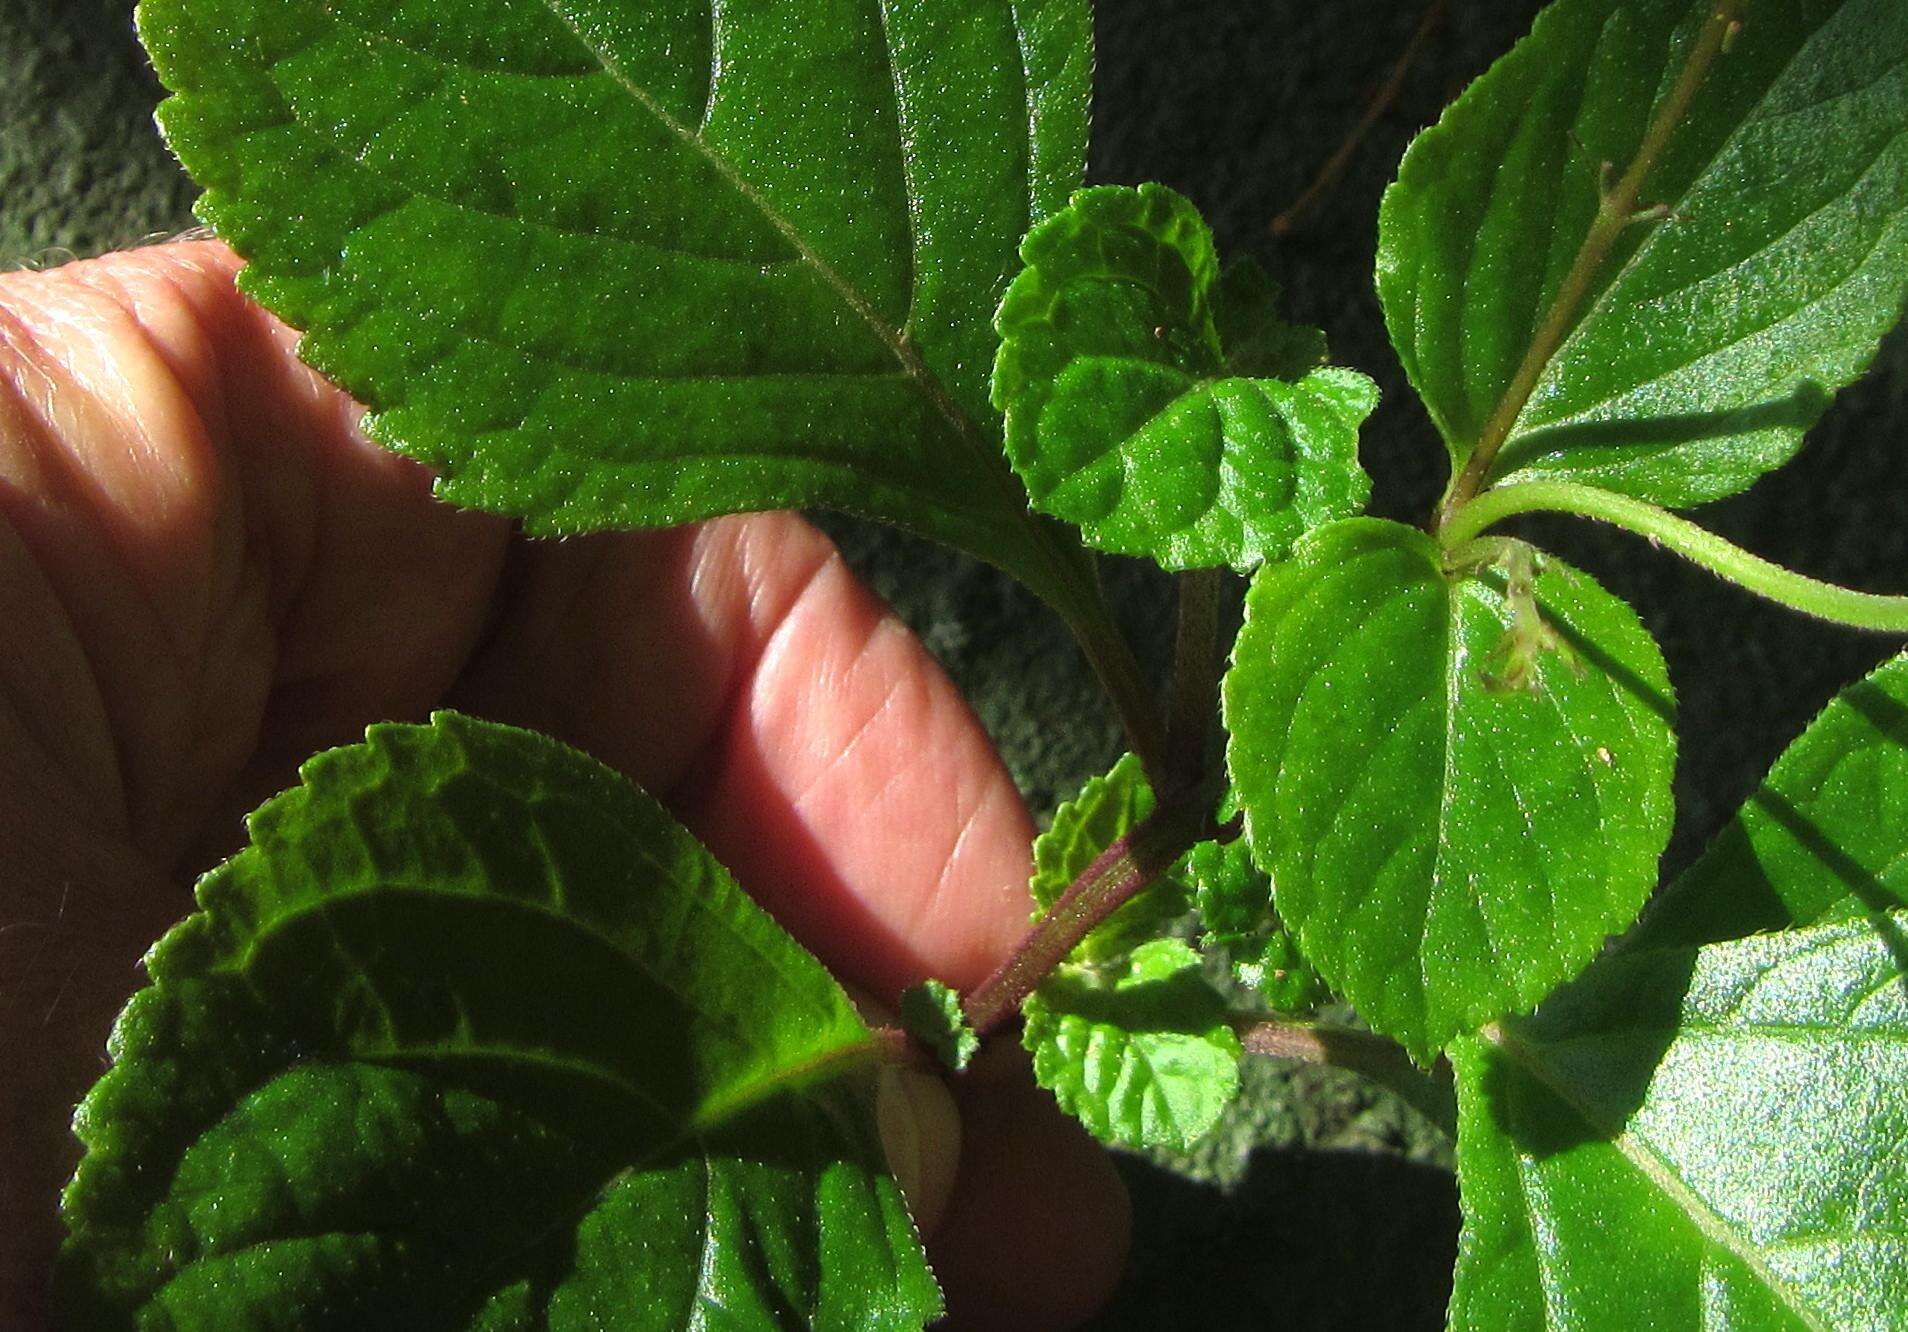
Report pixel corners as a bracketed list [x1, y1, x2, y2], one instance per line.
[1450, 912, 1908, 1330]
[1380, 0, 1908, 508]
[60, 714, 938, 1330]
[1186, 838, 1326, 1013]
[995, 183, 1375, 570]
[1638, 651, 1908, 950]
[1022, 939, 1243, 1151]
[137, 0, 1104, 612]
[1224, 520, 1676, 1060]
[1029, 752, 1189, 963]
[900, 979, 978, 1073]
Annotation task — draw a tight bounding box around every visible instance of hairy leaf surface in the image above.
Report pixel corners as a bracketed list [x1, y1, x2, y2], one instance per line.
[60, 714, 937, 1330]
[140, 0, 1100, 611]
[1638, 652, 1908, 949]
[1450, 913, 1908, 1331]
[1224, 520, 1675, 1059]
[996, 184, 1374, 570]
[1380, 0, 1908, 506]
[1186, 838, 1326, 1013]
[1022, 939, 1241, 1151]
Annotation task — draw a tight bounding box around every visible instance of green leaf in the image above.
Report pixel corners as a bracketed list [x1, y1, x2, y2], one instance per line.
[1449, 912, 1908, 1331]
[995, 183, 1375, 571]
[1030, 751, 1189, 963]
[1186, 838, 1327, 1013]
[900, 979, 977, 1073]
[60, 713, 938, 1330]
[139, 0, 1101, 612]
[1380, 0, 1908, 508]
[1214, 257, 1331, 382]
[1223, 520, 1675, 1059]
[1022, 939, 1242, 1151]
[1637, 651, 1908, 951]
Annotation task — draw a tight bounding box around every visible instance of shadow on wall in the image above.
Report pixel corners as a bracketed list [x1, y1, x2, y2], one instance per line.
[1095, 1147, 1458, 1331]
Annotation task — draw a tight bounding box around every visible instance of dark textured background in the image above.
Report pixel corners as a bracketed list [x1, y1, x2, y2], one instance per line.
[6, 1, 1906, 1326]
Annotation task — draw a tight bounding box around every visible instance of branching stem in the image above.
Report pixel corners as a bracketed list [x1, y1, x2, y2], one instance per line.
[1165, 569, 1225, 792]
[1444, 481, 1908, 633]
[1238, 1018, 1456, 1138]
[962, 783, 1219, 1040]
[1435, 0, 1742, 528]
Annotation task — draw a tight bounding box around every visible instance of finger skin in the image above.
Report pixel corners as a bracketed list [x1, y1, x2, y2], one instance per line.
[0, 242, 1129, 1326]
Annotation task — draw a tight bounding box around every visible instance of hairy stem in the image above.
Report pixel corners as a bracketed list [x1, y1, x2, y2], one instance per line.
[1061, 583, 1170, 787]
[1239, 1018, 1456, 1138]
[1444, 480, 1908, 632]
[1164, 569, 1225, 792]
[963, 785, 1218, 1040]
[1435, 0, 1742, 527]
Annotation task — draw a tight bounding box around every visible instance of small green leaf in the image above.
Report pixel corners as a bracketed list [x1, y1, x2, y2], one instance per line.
[1638, 651, 1908, 951]
[1224, 520, 1675, 1059]
[1186, 838, 1327, 1013]
[1380, 0, 1908, 507]
[1214, 257, 1331, 381]
[1450, 912, 1908, 1331]
[995, 183, 1375, 571]
[900, 979, 977, 1073]
[139, 0, 1100, 612]
[1031, 751, 1188, 963]
[1022, 939, 1242, 1151]
[60, 714, 938, 1330]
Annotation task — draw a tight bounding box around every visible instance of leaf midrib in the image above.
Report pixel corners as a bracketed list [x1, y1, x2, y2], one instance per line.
[532, 0, 1025, 513]
[1484, 1022, 1835, 1332]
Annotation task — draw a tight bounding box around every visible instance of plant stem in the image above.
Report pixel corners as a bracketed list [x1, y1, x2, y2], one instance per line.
[1443, 480, 1908, 633]
[1165, 569, 1225, 793]
[963, 784, 1218, 1040]
[1435, 0, 1742, 528]
[1061, 587, 1169, 787]
[1238, 1018, 1456, 1138]
[1271, 0, 1448, 237]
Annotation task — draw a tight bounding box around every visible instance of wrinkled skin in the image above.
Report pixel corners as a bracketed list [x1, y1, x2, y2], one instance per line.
[0, 242, 1129, 1329]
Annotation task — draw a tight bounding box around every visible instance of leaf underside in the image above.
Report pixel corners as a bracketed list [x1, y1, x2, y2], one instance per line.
[60, 713, 938, 1330]
[140, 0, 1099, 610]
[995, 183, 1375, 571]
[1637, 650, 1908, 951]
[1224, 519, 1676, 1060]
[1450, 913, 1908, 1331]
[1379, 0, 1908, 507]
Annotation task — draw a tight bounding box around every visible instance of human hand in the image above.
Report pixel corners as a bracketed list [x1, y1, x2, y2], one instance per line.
[0, 242, 1128, 1328]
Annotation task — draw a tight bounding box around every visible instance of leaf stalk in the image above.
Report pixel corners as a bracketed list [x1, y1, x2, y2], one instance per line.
[1444, 480, 1908, 634]
[1237, 1018, 1456, 1138]
[1164, 569, 1226, 792]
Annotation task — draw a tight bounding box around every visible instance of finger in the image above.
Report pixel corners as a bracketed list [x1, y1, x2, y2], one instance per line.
[453, 514, 1039, 1001]
[0, 241, 508, 866]
[928, 1043, 1133, 1330]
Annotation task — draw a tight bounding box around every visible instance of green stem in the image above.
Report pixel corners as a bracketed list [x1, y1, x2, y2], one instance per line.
[1238, 1018, 1456, 1139]
[1435, 0, 1742, 527]
[1164, 569, 1224, 793]
[1444, 481, 1908, 633]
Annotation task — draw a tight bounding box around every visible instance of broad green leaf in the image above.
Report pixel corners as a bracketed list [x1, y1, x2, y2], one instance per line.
[1030, 751, 1189, 963]
[1224, 520, 1675, 1059]
[140, 0, 1101, 612]
[1449, 912, 1908, 1331]
[1638, 652, 1908, 950]
[899, 979, 977, 1073]
[60, 713, 938, 1330]
[1186, 838, 1327, 1012]
[1379, 0, 1908, 507]
[995, 183, 1375, 571]
[1022, 939, 1242, 1151]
